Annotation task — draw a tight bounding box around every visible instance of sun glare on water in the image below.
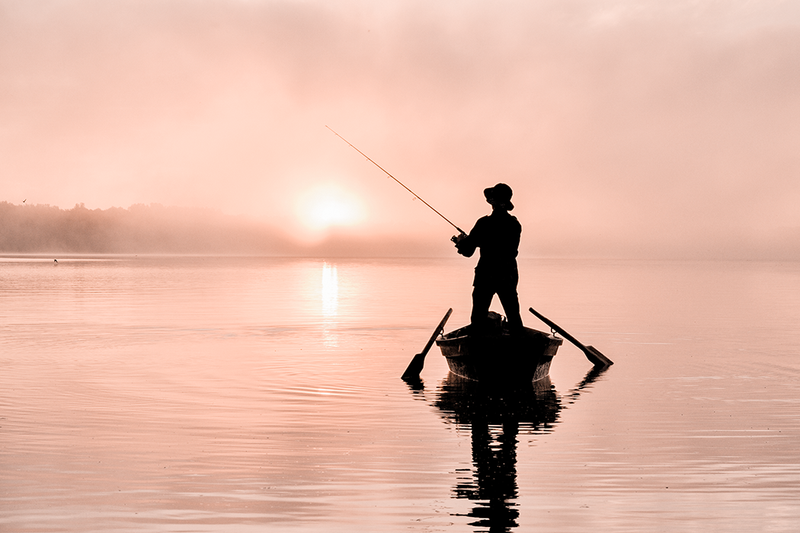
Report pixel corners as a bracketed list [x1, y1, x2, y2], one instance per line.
[298, 184, 365, 231]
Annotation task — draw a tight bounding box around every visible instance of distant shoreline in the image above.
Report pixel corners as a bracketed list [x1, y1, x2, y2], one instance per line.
[3, 202, 798, 261]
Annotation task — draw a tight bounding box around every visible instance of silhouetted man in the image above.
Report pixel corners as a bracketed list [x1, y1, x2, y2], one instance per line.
[452, 183, 523, 334]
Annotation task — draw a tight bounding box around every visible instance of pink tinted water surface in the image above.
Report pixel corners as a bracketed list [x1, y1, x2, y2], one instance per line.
[2, 256, 799, 532]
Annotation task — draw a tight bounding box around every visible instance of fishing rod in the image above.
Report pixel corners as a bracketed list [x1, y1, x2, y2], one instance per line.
[326, 126, 466, 236]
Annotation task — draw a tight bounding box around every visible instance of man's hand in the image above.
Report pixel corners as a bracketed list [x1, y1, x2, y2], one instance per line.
[451, 232, 467, 244]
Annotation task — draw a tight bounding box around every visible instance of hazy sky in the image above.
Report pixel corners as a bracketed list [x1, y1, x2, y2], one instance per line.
[3, 0, 799, 258]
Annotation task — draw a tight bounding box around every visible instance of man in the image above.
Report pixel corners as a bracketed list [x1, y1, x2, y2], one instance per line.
[452, 183, 523, 334]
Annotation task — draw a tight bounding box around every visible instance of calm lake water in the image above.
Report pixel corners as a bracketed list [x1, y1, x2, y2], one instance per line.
[2, 255, 800, 532]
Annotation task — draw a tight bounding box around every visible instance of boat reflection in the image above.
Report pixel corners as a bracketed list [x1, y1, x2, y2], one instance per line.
[407, 367, 607, 531]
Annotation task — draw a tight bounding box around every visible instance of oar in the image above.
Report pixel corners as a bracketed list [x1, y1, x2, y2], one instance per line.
[401, 308, 453, 379]
[528, 307, 613, 367]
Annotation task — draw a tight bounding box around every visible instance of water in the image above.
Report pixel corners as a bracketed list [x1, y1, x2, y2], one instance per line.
[2, 256, 800, 532]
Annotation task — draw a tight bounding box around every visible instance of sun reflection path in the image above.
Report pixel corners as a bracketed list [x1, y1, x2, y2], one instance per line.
[321, 262, 338, 347]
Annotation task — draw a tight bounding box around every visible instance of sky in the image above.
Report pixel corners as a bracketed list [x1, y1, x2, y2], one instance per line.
[2, 0, 799, 258]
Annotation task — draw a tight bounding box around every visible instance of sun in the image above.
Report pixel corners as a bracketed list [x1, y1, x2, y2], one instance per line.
[298, 184, 365, 231]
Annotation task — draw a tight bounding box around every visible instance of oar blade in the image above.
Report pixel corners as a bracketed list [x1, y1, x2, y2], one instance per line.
[584, 345, 614, 368]
[401, 353, 426, 380]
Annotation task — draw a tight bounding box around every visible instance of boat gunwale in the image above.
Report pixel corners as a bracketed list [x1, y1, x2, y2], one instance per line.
[437, 325, 563, 346]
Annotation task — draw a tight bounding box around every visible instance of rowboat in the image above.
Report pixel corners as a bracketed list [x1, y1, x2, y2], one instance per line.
[435, 312, 563, 384]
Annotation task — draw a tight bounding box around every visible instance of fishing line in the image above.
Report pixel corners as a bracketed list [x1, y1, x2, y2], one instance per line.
[326, 126, 465, 235]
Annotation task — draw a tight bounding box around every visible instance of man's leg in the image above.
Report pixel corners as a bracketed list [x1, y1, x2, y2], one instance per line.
[471, 284, 495, 333]
[497, 281, 523, 333]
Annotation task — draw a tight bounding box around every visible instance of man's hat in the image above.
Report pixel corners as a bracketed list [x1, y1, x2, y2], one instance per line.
[484, 183, 514, 210]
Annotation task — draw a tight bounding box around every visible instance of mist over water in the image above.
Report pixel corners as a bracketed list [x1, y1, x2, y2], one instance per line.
[2, 255, 799, 532]
[4, 1, 800, 260]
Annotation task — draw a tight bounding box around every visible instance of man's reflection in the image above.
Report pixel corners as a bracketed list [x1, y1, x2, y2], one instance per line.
[458, 418, 521, 529]
[408, 368, 605, 532]
[435, 375, 559, 531]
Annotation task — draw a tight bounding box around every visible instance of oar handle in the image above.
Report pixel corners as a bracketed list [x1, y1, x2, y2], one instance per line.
[528, 307, 587, 349]
[420, 308, 452, 357]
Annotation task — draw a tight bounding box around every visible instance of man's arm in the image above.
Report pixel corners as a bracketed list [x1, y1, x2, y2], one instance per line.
[452, 220, 481, 257]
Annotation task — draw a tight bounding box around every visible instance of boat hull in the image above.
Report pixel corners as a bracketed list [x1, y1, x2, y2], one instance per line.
[436, 325, 562, 384]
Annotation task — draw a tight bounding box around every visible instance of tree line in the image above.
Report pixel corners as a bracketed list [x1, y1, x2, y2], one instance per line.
[0, 202, 292, 254]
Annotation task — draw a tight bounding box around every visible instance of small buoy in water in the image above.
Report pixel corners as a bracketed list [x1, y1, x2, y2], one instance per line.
[54, 259, 58, 264]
